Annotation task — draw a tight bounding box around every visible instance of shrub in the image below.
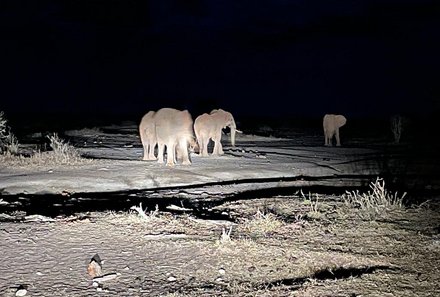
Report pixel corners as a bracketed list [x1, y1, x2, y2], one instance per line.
[0, 111, 19, 155]
[342, 177, 406, 220]
[46, 133, 81, 164]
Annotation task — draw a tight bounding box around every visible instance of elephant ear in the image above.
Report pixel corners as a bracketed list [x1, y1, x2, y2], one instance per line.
[336, 115, 347, 127]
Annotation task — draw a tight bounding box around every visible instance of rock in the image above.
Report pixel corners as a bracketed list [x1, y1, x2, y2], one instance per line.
[15, 286, 27, 296]
[87, 254, 102, 278]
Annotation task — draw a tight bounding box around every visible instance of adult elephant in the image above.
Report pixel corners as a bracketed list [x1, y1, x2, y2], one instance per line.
[154, 107, 196, 166]
[139, 110, 157, 160]
[323, 114, 347, 146]
[194, 109, 238, 157]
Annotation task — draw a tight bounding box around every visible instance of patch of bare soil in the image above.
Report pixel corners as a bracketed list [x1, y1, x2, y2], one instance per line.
[0, 194, 439, 296]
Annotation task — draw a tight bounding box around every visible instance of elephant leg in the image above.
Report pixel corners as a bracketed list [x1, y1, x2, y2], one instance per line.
[213, 140, 224, 155]
[142, 144, 149, 160]
[212, 133, 224, 155]
[197, 138, 203, 156]
[166, 141, 176, 166]
[148, 140, 157, 160]
[335, 129, 341, 146]
[200, 137, 209, 157]
[218, 141, 224, 155]
[157, 143, 165, 164]
[324, 130, 330, 146]
[140, 130, 149, 160]
[179, 139, 191, 165]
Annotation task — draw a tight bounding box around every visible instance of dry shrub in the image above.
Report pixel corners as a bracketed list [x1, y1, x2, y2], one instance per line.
[301, 191, 324, 220]
[0, 132, 87, 167]
[342, 177, 406, 220]
[0, 111, 19, 155]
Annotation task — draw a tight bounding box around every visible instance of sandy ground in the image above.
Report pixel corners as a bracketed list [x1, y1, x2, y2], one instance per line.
[0, 195, 439, 296]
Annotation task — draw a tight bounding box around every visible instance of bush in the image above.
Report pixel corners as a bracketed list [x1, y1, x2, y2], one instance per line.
[46, 133, 81, 164]
[0, 111, 19, 155]
[342, 177, 406, 220]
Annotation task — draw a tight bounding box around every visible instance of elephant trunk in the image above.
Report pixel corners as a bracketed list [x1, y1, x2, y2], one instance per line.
[230, 119, 236, 147]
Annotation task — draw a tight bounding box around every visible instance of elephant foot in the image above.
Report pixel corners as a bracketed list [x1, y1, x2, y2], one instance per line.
[182, 160, 191, 165]
[166, 162, 175, 167]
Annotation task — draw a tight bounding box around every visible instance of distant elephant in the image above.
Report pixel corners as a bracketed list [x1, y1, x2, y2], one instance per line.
[139, 110, 157, 160]
[323, 114, 347, 146]
[154, 107, 195, 166]
[194, 109, 238, 157]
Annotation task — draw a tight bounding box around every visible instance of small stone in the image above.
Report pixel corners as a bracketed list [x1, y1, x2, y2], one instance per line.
[218, 268, 226, 275]
[124, 266, 130, 270]
[36, 272, 43, 276]
[92, 282, 99, 287]
[167, 276, 177, 282]
[15, 288, 27, 296]
[96, 287, 103, 292]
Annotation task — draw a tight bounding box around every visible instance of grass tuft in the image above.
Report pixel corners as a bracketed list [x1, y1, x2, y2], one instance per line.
[342, 177, 406, 220]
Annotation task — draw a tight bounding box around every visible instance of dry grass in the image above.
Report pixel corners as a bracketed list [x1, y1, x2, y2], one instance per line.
[1, 190, 438, 296]
[342, 177, 406, 220]
[236, 208, 284, 238]
[1, 111, 89, 167]
[0, 132, 91, 167]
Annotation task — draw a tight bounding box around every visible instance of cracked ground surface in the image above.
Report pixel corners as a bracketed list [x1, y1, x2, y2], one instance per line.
[1, 195, 439, 296]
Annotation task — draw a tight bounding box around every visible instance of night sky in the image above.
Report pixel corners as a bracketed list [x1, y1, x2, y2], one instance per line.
[1, 0, 439, 121]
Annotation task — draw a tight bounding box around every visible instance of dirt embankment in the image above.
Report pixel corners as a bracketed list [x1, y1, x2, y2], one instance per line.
[1, 193, 439, 296]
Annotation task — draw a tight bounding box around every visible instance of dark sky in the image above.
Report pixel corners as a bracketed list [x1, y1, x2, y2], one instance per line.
[1, 0, 439, 119]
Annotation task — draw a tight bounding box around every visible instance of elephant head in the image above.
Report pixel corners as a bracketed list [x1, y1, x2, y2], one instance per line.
[323, 114, 347, 146]
[194, 109, 238, 157]
[210, 109, 237, 147]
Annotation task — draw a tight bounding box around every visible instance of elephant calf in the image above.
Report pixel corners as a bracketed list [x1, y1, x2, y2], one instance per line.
[323, 114, 347, 146]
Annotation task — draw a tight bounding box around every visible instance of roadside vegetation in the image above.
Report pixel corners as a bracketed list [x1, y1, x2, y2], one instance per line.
[0, 111, 89, 167]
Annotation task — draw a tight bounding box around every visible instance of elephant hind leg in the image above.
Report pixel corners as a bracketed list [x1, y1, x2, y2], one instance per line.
[165, 142, 176, 166]
[147, 144, 157, 160]
[157, 143, 165, 164]
[335, 129, 341, 146]
[200, 138, 209, 157]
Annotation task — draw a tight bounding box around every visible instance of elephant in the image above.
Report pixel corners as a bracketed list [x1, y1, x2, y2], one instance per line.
[139, 110, 157, 160]
[154, 107, 196, 166]
[194, 109, 239, 157]
[323, 114, 347, 146]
